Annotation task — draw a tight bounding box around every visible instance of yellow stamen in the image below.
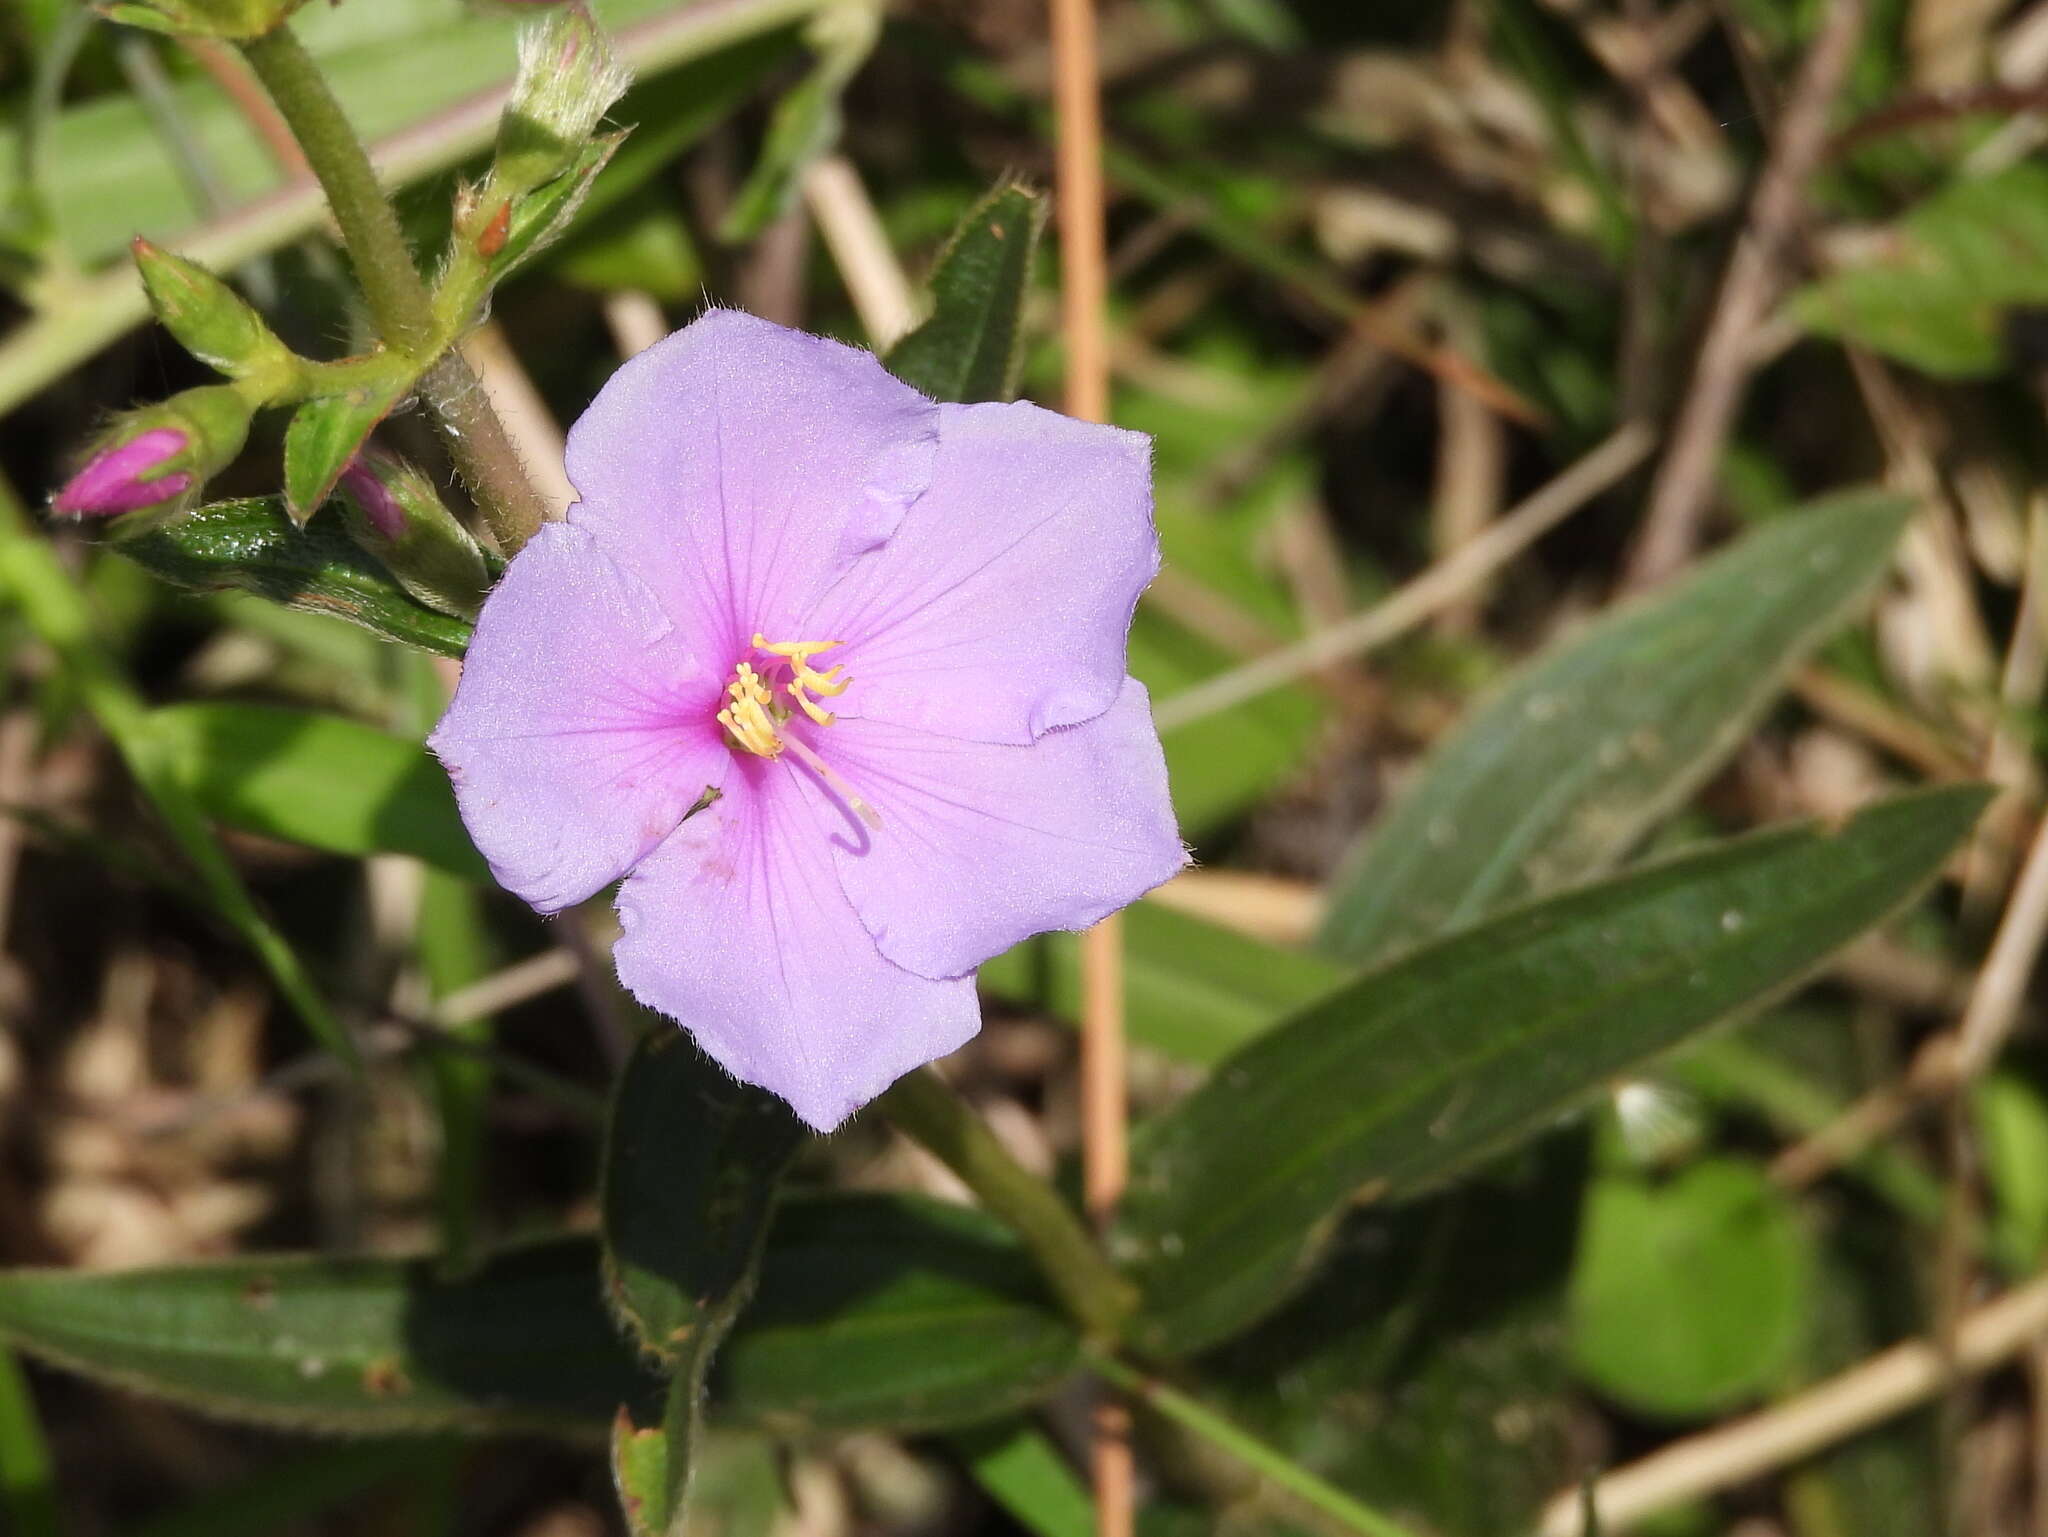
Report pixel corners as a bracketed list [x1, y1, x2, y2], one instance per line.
[751, 633, 848, 728]
[716, 662, 782, 757]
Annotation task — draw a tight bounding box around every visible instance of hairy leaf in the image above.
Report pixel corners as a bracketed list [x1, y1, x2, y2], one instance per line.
[0, 1198, 1077, 1437]
[1321, 491, 1914, 966]
[117, 497, 474, 658]
[1120, 786, 1987, 1356]
[886, 180, 1049, 404]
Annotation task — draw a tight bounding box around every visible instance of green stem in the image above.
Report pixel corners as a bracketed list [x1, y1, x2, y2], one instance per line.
[877, 1067, 1136, 1340]
[1086, 1351, 1418, 1537]
[239, 25, 435, 356]
[237, 26, 547, 553]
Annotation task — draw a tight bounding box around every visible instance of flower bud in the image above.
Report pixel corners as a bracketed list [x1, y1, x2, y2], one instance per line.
[98, 0, 307, 39]
[334, 453, 492, 620]
[52, 385, 255, 522]
[132, 238, 295, 388]
[494, 4, 631, 192]
[52, 429, 192, 518]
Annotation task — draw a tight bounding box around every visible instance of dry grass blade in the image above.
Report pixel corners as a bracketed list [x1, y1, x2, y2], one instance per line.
[1153, 421, 1656, 732]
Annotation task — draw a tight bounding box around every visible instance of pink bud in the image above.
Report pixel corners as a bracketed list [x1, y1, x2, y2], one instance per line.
[338, 458, 407, 540]
[52, 428, 194, 517]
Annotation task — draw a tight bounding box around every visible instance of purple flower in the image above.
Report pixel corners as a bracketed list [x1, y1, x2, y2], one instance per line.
[53, 428, 193, 517]
[430, 310, 1186, 1130]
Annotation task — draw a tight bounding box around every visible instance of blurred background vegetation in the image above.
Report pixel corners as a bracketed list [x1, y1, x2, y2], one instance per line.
[5, 0, 2048, 1533]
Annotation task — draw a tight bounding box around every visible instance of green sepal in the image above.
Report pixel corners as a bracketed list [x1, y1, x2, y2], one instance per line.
[132, 238, 295, 385]
[116, 496, 475, 658]
[282, 372, 411, 524]
[885, 179, 1049, 404]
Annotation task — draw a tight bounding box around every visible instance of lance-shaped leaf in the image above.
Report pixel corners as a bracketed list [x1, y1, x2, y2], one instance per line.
[0, 1200, 1078, 1438]
[602, 1033, 805, 1534]
[1320, 491, 1915, 967]
[0, 1236, 654, 1436]
[1118, 785, 1988, 1357]
[118, 497, 476, 658]
[149, 703, 486, 882]
[885, 180, 1048, 405]
[282, 372, 412, 523]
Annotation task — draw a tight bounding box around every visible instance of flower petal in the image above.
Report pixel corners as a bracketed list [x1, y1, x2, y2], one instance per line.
[429, 522, 726, 913]
[614, 761, 980, 1132]
[811, 401, 1156, 746]
[562, 309, 939, 660]
[817, 679, 1187, 981]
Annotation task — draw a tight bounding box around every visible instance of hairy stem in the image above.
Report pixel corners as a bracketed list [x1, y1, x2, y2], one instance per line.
[240, 25, 435, 356]
[877, 1067, 1137, 1340]
[238, 25, 549, 553]
[418, 352, 551, 554]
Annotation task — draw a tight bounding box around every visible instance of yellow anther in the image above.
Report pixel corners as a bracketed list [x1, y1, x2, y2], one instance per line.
[717, 662, 783, 758]
[751, 633, 850, 731]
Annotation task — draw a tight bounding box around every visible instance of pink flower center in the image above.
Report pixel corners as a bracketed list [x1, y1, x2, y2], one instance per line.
[716, 635, 879, 829]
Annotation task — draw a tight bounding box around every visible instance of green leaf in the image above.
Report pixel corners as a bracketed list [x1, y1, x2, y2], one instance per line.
[979, 900, 1342, 1066]
[600, 1034, 805, 1533]
[601, 1033, 804, 1366]
[715, 1194, 1080, 1435]
[1568, 1158, 1813, 1417]
[1118, 785, 1989, 1356]
[282, 373, 411, 524]
[0, 1236, 655, 1436]
[0, 1349, 58, 1537]
[885, 180, 1049, 404]
[117, 497, 475, 658]
[1790, 164, 2048, 378]
[611, 1395, 681, 1537]
[1320, 490, 1915, 966]
[0, 1199, 1077, 1438]
[149, 702, 485, 880]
